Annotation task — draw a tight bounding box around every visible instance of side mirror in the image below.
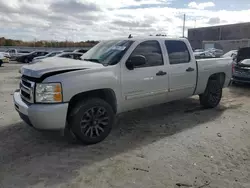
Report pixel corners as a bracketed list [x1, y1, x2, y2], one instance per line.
[126, 55, 146, 70]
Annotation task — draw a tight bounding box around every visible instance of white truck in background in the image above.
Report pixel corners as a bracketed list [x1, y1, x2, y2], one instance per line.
[14, 37, 232, 145]
[5, 48, 30, 60]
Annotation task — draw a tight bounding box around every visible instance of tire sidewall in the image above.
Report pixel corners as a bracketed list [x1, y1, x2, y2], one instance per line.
[208, 81, 222, 107]
[70, 98, 114, 144]
[200, 80, 222, 108]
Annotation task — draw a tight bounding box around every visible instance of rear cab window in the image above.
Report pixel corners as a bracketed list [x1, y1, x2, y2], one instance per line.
[165, 40, 191, 65]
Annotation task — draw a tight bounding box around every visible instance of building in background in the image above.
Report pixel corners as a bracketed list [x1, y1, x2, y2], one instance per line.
[188, 22, 250, 53]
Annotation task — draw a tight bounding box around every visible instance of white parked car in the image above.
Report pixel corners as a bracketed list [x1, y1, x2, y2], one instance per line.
[14, 37, 232, 144]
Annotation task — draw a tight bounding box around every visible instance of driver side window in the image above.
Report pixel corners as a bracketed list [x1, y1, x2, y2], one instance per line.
[129, 40, 163, 68]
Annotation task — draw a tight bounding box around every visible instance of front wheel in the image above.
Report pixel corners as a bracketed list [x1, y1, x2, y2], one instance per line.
[199, 80, 222, 108]
[69, 98, 115, 145]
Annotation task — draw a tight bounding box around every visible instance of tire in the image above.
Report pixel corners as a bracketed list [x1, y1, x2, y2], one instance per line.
[199, 80, 222, 108]
[69, 98, 115, 145]
[0, 60, 2, 67]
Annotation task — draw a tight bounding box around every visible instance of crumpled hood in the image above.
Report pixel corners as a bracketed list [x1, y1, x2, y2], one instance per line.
[21, 57, 104, 78]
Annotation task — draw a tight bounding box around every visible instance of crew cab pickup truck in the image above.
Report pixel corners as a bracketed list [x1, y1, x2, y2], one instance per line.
[14, 37, 232, 144]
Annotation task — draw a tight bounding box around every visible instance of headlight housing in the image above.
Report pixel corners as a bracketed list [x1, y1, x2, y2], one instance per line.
[35, 83, 62, 103]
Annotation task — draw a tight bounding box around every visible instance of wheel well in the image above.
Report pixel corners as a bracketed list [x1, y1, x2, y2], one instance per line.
[208, 72, 226, 87]
[68, 89, 117, 115]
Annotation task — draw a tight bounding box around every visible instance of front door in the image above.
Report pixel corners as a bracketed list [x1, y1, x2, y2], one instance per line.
[121, 40, 169, 112]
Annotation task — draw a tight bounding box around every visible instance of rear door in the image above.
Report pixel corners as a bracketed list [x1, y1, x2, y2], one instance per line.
[121, 40, 169, 111]
[165, 40, 196, 100]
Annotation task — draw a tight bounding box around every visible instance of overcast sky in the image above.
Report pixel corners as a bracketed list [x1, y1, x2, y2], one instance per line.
[0, 0, 250, 41]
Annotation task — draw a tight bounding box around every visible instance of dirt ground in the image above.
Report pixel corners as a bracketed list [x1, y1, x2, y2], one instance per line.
[0, 63, 250, 188]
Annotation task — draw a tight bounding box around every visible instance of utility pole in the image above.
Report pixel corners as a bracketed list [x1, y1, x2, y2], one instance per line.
[182, 14, 186, 37]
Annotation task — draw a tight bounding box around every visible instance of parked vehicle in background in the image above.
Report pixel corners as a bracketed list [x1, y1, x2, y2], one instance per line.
[222, 50, 238, 58]
[73, 49, 88, 53]
[32, 51, 63, 63]
[58, 52, 83, 60]
[16, 51, 49, 63]
[20, 52, 84, 72]
[207, 48, 224, 57]
[0, 51, 11, 66]
[0, 54, 3, 66]
[63, 49, 74, 52]
[0, 51, 10, 58]
[194, 49, 205, 53]
[0, 53, 8, 66]
[194, 50, 216, 59]
[30, 52, 84, 64]
[232, 47, 250, 84]
[14, 37, 232, 145]
[5, 49, 30, 60]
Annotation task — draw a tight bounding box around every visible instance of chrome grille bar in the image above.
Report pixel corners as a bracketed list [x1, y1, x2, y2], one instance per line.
[20, 78, 35, 103]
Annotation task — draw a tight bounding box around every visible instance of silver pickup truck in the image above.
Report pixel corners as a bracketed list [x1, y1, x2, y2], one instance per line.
[14, 37, 232, 144]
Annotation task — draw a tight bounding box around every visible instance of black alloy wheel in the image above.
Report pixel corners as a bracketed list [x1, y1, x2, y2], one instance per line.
[69, 98, 114, 145]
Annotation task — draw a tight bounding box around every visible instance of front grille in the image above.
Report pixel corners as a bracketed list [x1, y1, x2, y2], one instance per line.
[235, 68, 250, 73]
[20, 77, 35, 103]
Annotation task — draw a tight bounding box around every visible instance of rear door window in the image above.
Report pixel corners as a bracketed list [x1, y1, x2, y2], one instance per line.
[165, 40, 191, 64]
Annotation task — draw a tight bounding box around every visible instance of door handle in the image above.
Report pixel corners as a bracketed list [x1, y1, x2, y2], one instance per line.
[186, 67, 195, 72]
[156, 71, 167, 76]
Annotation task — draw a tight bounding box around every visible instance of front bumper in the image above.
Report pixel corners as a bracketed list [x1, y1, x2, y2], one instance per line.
[13, 91, 69, 130]
[232, 76, 250, 84]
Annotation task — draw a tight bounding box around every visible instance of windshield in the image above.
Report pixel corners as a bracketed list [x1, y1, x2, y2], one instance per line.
[81, 40, 134, 65]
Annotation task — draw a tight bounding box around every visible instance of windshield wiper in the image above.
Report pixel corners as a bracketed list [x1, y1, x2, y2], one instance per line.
[84, 58, 100, 63]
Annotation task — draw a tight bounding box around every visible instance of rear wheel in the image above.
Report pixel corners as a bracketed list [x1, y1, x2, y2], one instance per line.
[199, 80, 222, 108]
[0, 60, 2, 67]
[69, 98, 114, 145]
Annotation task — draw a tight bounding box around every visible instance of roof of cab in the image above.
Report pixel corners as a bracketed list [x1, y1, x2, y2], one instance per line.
[101, 36, 189, 42]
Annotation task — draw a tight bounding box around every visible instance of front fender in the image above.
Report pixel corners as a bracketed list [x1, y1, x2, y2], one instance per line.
[43, 66, 121, 104]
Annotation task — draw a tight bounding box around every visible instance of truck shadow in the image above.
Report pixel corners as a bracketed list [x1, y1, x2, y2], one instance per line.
[0, 98, 239, 188]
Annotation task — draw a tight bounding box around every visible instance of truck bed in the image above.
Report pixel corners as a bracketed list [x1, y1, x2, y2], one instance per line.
[194, 57, 232, 95]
